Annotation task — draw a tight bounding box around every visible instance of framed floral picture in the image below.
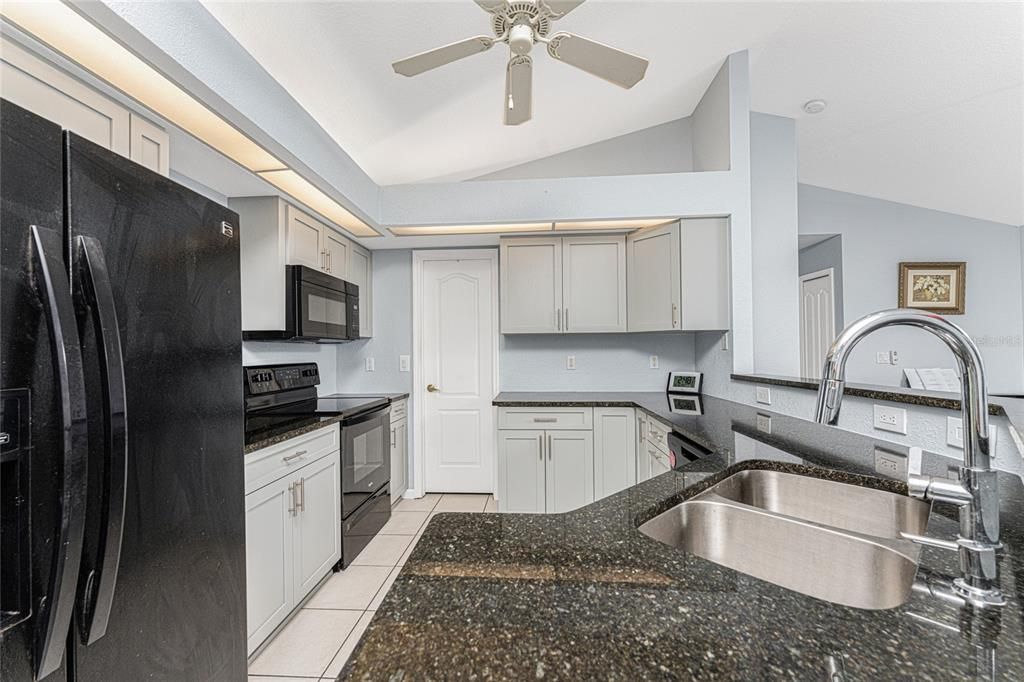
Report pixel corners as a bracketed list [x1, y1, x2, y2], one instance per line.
[898, 262, 966, 314]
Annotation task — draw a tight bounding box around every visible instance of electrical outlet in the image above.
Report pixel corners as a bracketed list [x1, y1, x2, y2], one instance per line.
[567, 355, 576, 370]
[873, 404, 908, 434]
[756, 413, 772, 434]
[365, 357, 375, 372]
[874, 449, 908, 479]
[947, 417, 964, 448]
[889, 350, 900, 364]
[755, 386, 771, 405]
[649, 355, 659, 369]
[399, 355, 410, 372]
[875, 352, 890, 365]
[721, 332, 730, 351]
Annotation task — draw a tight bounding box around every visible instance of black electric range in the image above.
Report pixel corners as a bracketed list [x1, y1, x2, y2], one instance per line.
[244, 363, 392, 568]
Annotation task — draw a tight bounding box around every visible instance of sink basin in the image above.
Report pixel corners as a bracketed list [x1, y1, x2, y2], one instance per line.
[638, 470, 931, 610]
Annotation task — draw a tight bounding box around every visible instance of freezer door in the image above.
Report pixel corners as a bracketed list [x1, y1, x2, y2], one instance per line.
[1, 100, 87, 682]
[64, 133, 246, 681]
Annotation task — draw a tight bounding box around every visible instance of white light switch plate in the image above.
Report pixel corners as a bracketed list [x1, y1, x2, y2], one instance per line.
[876, 352, 890, 365]
[365, 357, 375, 372]
[873, 404, 908, 435]
[399, 355, 410, 372]
[756, 413, 772, 434]
[649, 355, 659, 369]
[755, 386, 771, 405]
[566, 355, 576, 370]
[947, 417, 964, 448]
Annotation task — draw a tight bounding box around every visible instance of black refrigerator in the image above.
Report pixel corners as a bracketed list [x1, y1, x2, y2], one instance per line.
[0, 100, 247, 681]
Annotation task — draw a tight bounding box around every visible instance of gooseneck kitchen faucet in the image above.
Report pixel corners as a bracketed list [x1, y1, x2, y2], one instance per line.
[814, 309, 1004, 607]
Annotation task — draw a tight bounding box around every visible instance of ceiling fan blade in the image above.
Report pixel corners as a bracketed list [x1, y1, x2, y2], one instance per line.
[393, 36, 494, 77]
[474, 0, 507, 12]
[539, 1, 586, 19]
[504, 55, 533, 125]
[546, 32, 648, 88]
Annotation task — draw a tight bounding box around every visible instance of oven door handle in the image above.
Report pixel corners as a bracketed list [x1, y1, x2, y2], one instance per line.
[341, 406, 391, 428]
[30, 225, 89, 678]
[74, 236, 128, 645]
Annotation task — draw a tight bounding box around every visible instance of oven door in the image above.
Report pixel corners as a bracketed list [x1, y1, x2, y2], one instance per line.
[297, 279, 348, 340]
[341, 408, 390, 518]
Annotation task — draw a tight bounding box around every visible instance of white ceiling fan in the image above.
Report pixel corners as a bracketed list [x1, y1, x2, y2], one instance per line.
[391, 0, 650, 126]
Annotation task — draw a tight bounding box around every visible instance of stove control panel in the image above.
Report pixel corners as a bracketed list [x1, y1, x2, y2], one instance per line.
[245, 363, 320, 395]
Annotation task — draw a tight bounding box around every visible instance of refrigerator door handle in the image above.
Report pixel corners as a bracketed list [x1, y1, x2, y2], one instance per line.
[29, 225, 89, 679]
[74, 236, 128, 645]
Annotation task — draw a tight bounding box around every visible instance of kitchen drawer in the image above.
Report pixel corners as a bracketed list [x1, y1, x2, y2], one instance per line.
[245, 425, 339, 495]
[390, 399, 407, 423]
[498, 407, 594, 430]
[646, 418, 672, 456]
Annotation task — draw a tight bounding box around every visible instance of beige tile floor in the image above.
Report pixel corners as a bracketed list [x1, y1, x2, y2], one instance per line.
[248, 493, 497, 681]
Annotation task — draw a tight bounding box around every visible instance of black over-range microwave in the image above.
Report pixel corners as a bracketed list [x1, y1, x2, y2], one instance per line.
[244, 265, 359, 343]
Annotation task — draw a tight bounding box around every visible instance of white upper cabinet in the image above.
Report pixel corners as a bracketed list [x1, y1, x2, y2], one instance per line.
[562, 235, 627, 333]
[347, 244, 373, 337]
[627, 218, 730, 332]
[500, 237, 562, 333]
[286, 204, 327, 271]
[627, 223, 681, 331]
[500, 234, 627, 334]
[2, 35, 169, 176]
[324, 230, 349, 280]
[128, 113, 169, 176]
[231, 197, 372, 335]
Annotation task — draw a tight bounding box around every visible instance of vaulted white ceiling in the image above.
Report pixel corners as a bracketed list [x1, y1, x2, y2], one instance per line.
[203, 1, 1023, 226]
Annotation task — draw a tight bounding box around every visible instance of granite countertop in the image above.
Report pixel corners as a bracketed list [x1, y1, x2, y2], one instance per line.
[341, 393, 1024, 680]
[243, 392, 409, 454]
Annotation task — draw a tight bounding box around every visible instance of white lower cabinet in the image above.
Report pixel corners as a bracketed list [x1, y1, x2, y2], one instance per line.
[498, 407, 635, 513]
[244, 429, 341, 654]
[390, 410, 409, 505]
[594, 408, 637, 498]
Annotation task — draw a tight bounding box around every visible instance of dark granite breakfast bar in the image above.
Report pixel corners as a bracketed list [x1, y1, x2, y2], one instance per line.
[340, 393, 1024, 680]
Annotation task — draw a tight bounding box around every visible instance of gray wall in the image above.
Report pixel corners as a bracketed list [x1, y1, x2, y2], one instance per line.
[750, 112, 800, 376]
[799, 185, 1024, 393]
[499, 333, 696, 392]
[799, 235, 845, 333]
[474, 118, 693, 181]
[335, 250, 414, 393]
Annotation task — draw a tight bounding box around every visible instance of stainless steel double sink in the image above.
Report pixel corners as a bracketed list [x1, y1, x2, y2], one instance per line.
[638, 469, 931, 610]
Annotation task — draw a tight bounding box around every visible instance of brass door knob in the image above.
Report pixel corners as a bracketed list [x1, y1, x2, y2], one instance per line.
[426, 384, 440, 393]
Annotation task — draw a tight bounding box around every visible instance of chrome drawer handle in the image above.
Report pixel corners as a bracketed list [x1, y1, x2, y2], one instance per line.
[533, 417, 557, 423]
[282, 450, 308, 463]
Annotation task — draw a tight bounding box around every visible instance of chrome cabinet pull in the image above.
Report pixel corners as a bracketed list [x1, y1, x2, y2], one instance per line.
[283, 449, 308, 463]
[298, 477, 306, 512]
[533, 417, 557, 423]
[556, 308, 562, 331]
[565, 308, 569, 331]
[538, 434, 543, 460]
[547, 434, 553, 460]
[287, 483, 297, 516]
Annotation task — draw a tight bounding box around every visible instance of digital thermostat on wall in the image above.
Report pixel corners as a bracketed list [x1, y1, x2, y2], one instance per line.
[667, 371, 703, 395]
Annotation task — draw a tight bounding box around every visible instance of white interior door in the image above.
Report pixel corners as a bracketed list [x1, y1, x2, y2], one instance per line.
[800, 269, 836, 379]
[418, 252, 498, 493]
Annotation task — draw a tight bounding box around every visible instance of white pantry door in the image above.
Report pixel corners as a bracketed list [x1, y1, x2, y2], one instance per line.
[418, 253, 497, 492]
[799, 269, 836, 379]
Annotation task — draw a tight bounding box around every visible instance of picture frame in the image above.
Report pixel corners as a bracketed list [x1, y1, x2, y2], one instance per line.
[897, 262, 966, 315]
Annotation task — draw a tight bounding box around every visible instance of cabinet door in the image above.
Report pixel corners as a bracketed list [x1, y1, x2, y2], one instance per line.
[545, 431, 594, 514]
[245, 477, 295, 654]
[324, 230, 349, 280]
[680, 217, 730, 330]
[1, 36, 130, 155]
[649, 444, 672, 477]
[348, 244, 372, 336]
[562, 235, 627, 333]
[636, 416, 652, 483]
[500, 238, 562, 333]
[128, 113, 169, 176]
[390, 420, 408, 505]
[498, 430, 546, 513]
[627, 223, 682, 331]
[293, 453, 341, 599]
[594, 408, 636, 499]
[286, 205, 325, 270]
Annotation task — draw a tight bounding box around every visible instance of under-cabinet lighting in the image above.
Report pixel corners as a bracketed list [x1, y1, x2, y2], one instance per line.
[1, 0, 380, 238]
[553, 218, 676, 230]
[258, 169, 378, 237]
[389, 222, 553, 236]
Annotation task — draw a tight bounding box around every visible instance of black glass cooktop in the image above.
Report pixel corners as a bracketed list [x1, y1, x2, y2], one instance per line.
[244, 395, 389, 448]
